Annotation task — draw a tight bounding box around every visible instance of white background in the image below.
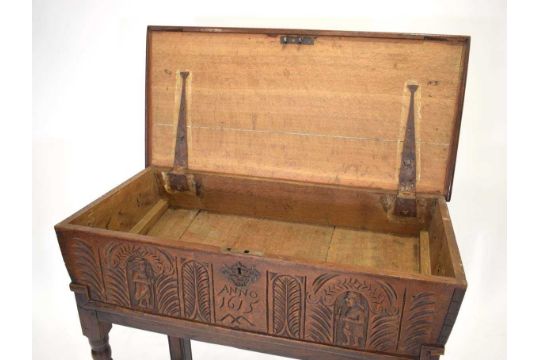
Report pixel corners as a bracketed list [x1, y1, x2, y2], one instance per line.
[32, 1, 507, 359]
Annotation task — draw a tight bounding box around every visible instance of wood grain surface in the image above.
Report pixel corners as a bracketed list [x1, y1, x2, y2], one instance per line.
[146, 29, 468, 198]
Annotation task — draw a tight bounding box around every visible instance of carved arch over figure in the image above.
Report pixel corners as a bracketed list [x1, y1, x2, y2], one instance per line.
[307, 275, 401, 352]
[103, 243, 180, 316]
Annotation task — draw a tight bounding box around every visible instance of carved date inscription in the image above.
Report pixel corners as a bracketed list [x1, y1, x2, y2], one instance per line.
[217, 261, 262, 330]
[217, 284, 259, 327]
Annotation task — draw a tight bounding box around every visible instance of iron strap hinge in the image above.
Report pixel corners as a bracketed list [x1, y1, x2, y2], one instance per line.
[394, 84, 418, 217]
[174, 71, 190, 169]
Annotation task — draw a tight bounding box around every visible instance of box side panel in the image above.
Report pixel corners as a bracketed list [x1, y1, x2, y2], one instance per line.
[435, 198, 466, 283]
[58, 228, 461, 358]
[66, 168, 161, 232]
[435, 287, 465, 345]
[429, 198, 466, 346]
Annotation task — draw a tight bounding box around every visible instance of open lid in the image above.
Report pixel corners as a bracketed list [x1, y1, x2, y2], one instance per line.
[145, 26, 469, 200]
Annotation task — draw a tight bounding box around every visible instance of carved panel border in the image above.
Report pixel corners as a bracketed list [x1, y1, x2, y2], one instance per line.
[178, 258, 215, 324]
[102, 242, 180, 317]
[214, 260, 265, 331]
[436, 288, 465, 344]
[398, 291, 437, 354]
[70, 238, 106, 301]
[61, 234, 458, 358]
[306, 274, 402, 353]
[267, 272, 307, 339]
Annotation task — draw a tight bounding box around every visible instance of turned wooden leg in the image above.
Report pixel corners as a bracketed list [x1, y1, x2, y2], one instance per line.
[168, 336, 192, 360]
[73, 289, 113, 360]
[77, 306, 112, 359]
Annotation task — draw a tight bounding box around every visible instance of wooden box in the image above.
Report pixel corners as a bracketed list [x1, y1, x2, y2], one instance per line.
[55, 26, 469, 360]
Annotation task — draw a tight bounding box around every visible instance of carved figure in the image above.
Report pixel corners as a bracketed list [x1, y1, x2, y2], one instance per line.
[127, 257, 155, 309]
[333, 291, 369, 348]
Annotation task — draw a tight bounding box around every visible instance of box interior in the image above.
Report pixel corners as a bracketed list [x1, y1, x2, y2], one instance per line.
[70, 167, 457, 278]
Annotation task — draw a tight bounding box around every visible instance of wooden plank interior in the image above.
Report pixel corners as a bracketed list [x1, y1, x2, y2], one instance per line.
[146, 208, 199, 239]
[129, 199, 169, 234]
[159, 170, 437, 235]
[65, 168, 456, 278]
[327, 228, 420, 272]
[147, 30, 468, 197]
[180, 211, 334, 261]
[419, 230, 432, 275]
[144, 208, 423, 274]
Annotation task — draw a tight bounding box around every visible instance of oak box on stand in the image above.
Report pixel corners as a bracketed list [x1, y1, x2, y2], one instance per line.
[55, 26, 470, 360]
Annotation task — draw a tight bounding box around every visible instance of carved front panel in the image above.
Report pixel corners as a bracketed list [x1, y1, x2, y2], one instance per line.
[306, 274, 402, 353]
[102, 243, 180, 317]
[69, 238, 106, 301]
[213, 260, 266, 332]
[267, 272, 306, 339]
[62, 235, 456, 357]
[178, 259, 215, 323]
[398, 292, 437, 354]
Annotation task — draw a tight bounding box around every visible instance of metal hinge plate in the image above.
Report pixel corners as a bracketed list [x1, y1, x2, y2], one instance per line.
[394, 84, 419, 217]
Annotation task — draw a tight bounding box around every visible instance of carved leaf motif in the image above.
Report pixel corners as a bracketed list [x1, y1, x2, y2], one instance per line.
[197, 267, 212, 322]
[272, 275, 303, 338]
[367, 312, 400, 351]
[182, 262, 196, 317]
[107, 263, 130, 307]
[72, 239, 105, 301]
[378, 281, 398, 306]
[402, 292, 436, 354]
[309, 304, 333, 344]
[107, 243, 172, 274]
[181, 261, 212, 322]
[155, 273, 180, 317]
[311, 273, 339, 295]
[319, 278, 392, 311]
